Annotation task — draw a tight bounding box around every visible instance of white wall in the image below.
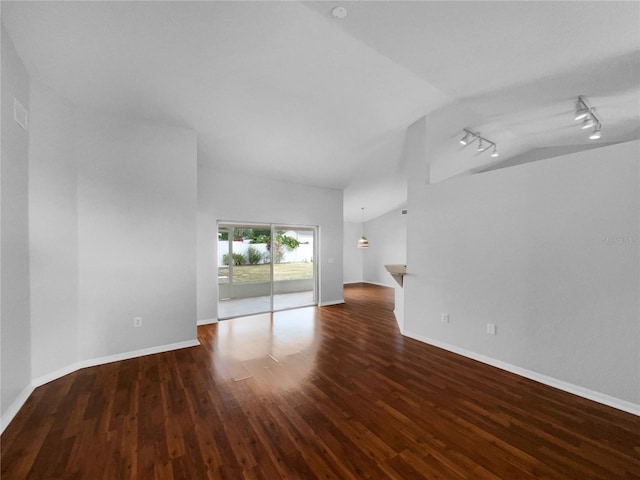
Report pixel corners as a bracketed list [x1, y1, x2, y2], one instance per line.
[1, 24, 32, 421]
[405, 139, 640, 406]
[28, 81, 78, 379]
[362, 208, 407, 287]
[75, 108, 197, 359]
[1, 40, 199, 428]
[27, 80, 198, 377]
[198, 166, 343, 321]
[343, 221, 363, 283]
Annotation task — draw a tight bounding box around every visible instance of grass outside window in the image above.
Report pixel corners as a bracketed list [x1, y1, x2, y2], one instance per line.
[218, 262, 313, 284]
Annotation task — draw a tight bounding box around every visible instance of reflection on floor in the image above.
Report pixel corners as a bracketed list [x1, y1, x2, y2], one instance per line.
[213, 308, 320, 388]
[218, 290, 315, 319]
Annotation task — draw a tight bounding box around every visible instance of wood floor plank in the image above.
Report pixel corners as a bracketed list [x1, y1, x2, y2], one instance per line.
[2, 283, 639, 479]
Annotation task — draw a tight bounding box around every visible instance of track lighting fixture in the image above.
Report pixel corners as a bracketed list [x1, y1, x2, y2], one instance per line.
[574, 96, 602, 141]
[459, 129, 499, 158]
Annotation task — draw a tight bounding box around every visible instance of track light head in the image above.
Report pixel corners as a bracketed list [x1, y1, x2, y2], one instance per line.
[581, 117, 595, 129]
[574, 96, 590, 121]
[460, 130, 473, 145]
[478, 141, 491, 153]
[589, 126, 602, 140]
[491, 146, 499, 157]
[574, 109, 589, 121]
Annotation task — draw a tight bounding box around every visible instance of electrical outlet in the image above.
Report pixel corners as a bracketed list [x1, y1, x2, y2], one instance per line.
[134, 317, 143, 328]
[441, 313, 449, 323]
[487, 323, 497, 335]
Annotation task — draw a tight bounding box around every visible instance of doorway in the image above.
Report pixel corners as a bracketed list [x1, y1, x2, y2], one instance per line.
[217, 223, 317, 319]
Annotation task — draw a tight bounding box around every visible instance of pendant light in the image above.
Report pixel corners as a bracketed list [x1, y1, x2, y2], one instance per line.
[357, 207, 369, 249]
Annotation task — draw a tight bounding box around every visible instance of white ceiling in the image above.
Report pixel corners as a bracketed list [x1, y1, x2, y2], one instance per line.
[2, 1, 639, 222]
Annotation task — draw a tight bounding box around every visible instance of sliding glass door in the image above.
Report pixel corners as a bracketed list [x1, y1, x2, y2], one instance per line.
[272, 226, 316, 312]
[217, 223, 316, 319]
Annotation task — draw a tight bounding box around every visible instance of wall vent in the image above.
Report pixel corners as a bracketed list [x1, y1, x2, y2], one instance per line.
[14, 98, 28, 131]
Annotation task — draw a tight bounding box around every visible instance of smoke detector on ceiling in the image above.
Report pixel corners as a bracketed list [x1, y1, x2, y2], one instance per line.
[332, 6, 347, 19]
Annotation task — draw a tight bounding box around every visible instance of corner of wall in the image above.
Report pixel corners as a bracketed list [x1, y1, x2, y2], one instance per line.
[1, 22, 32, 423]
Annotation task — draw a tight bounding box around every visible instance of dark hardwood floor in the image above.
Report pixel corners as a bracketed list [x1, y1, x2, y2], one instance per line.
[2, 283, 639, 479]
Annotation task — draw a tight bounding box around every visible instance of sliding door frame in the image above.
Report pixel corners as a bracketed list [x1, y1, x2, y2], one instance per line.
[217, 221, 318, 319]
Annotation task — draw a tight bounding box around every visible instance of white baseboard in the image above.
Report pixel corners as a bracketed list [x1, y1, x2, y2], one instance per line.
[1, 383, 35, 434]
[32, 339, 201, 388]
[1, 338, 201, 435]
[362, 281, 393, 288]
[319, 299, 345, 307]
[343, 281, 393, 288]
[343, 280, 363, 285]
[197, 318, 218, 326]
[404, 330, 640, 417]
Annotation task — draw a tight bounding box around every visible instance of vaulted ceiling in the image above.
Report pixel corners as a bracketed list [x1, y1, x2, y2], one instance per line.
[2, 1, 639, 221]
